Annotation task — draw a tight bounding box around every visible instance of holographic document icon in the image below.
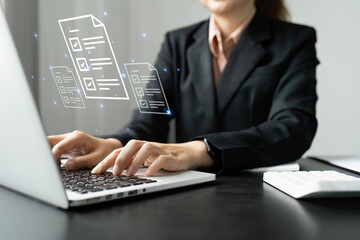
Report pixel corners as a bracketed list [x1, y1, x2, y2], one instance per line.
[59, 15, 129, 100]
[50, 66, 85, 108]
[124, 63, 170, 115]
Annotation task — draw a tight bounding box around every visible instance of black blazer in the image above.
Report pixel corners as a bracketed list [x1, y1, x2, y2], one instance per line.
[110, 11, 319, 174]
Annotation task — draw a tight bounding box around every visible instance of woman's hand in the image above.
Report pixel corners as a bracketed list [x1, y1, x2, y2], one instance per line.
[92, 140, 213, 177]
[48, 130, 123, 170]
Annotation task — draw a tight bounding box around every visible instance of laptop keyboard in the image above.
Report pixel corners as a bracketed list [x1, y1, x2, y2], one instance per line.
[60, 167, 157, 194]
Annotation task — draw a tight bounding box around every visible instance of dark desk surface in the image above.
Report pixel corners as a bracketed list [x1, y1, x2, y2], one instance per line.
[1, 158, 360, 240]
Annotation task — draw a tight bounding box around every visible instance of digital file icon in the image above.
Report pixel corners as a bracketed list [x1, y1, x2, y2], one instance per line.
[59, 15, 129, 100]
[50, 66, 86, 109]
[124, 63, 170, 115]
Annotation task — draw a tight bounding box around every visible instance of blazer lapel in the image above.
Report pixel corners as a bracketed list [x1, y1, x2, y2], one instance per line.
[216, 11, 272, 114]
[187, 22, 217, 127]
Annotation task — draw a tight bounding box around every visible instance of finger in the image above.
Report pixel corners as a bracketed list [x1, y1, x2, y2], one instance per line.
[123, 155, 134, 170]
[113, 140, 144, 176]
[91, 148, 122, 174]
[145, 155, 171, 177]
[65, 151, 102, 170]
[127, 142, 163, 176]
[47, 133, 70, 147]
[61, 147, 86, 159]
[143, 154, 158, 167]
[52, 131, 89, 162]
[143, 160, 152, 167]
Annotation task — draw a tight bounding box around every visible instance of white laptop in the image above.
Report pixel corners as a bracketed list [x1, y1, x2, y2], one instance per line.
[0, 6, 215, 209]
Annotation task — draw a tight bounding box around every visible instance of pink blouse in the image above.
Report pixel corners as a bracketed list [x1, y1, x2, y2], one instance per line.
[208, 9, 256, 86]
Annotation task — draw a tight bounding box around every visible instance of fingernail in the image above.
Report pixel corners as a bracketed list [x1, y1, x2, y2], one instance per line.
[113, 165, 120, 176]
[126, 166, 134, 176]
[66, 160, 75, 170]
[91, 166, 99, 174]
[92, 161, 103, 174]
[145, 168, 151, 176]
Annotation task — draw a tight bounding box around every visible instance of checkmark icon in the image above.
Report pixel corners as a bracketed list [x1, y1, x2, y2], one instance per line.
[83, 77, 96, 91]
[139, 100, 148, 108]
[56, 76, 62, 83]
[76, 58, 89, 71]
[135, 87, 144, 97]
[131, 75, 140, 84]
[69, 37, 82, 52]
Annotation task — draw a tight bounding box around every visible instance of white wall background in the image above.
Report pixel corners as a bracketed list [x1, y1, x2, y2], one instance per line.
[4, 0, 360, 156]
[288, 0, 360, 155]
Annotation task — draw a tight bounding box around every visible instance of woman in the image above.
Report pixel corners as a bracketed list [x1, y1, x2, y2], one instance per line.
[49, 0, 318, 176]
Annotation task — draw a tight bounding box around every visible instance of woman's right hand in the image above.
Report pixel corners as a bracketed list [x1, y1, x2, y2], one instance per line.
[47, 130, 123, 170]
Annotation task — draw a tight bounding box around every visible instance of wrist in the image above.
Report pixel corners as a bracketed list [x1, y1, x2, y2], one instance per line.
[187, 140, 213, 169]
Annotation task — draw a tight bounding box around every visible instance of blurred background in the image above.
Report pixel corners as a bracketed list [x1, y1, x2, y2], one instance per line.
[1, 0, 360, 156]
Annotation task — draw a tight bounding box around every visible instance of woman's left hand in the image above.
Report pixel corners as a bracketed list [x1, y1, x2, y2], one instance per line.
[91, 140, 213, 176]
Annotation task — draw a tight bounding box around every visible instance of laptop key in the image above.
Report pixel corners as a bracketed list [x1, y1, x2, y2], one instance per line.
[113, 181, 131, 187]
[118, 184, 132, 188]
[76, 182, 85, 187]
[90, 188, 103, 192]
[133, 182, 144, 185]
[103, 184, 117, 189]
[84, 184, 94, 189]
[145, 180, 157, 183]
[94, 181, 105, 186]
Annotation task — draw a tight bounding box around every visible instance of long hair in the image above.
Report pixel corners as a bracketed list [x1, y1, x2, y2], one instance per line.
[255, 0, 290, 21]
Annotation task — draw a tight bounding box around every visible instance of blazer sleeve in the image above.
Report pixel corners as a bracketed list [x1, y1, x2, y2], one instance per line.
[198, 27, 319, 174]
[103, 33, 176, 145]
